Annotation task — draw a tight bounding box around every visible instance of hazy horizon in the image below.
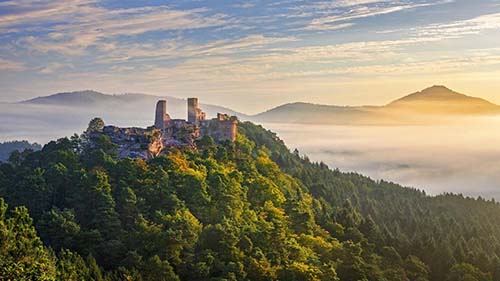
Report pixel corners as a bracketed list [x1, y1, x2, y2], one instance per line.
[2, 0, 500, 114]
[2, 97, 500, 199]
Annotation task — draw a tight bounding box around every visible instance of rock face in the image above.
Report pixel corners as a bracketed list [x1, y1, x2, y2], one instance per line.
[97, 126, 164, 159]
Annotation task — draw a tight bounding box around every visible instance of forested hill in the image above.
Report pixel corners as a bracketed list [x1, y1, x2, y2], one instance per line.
[0, 122, 499, 280]
[0, 140, 41, 162]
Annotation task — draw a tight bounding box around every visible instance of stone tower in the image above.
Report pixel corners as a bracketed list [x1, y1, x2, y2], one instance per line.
[187, 98, 206, 125]
[154, 100, 168, 130]
[187, 98, 198, 124]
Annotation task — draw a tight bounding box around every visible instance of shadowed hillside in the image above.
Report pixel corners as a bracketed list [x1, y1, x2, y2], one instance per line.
[0, 140, 41, 162]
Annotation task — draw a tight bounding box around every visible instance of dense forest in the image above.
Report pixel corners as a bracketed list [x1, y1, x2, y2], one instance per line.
[0, 140, 41, 162]
[0, 121, 499, 280]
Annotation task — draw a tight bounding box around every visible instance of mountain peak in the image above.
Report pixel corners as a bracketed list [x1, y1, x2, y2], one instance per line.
[426, 85, 451, 91]
[388, 85, 498, 114]
[390, 85, 467, 104]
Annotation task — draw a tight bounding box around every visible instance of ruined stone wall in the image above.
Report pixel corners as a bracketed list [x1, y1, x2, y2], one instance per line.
[200, 116, 238, 142]
[90, 114, 237, 161]
[218, 119, 237, 141]
[94, 99, 239, 160]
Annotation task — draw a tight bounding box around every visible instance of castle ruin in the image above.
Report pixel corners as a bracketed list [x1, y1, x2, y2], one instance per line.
[91, 98, 237, 160]
[154, 98, 238, 146]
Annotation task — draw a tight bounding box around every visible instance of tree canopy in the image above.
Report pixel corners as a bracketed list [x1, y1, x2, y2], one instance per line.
[0, 121, 499, 280]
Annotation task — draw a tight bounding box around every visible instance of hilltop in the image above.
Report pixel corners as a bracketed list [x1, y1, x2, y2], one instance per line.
[387, 85, 499, 114]
[252, 102, 384, 124]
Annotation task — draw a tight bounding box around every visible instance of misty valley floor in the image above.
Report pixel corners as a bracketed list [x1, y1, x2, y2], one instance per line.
[2, 98, 500, 199]
[262, 118, 500, 199]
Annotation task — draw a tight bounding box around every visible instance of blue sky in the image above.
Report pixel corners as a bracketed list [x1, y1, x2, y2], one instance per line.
[1, 0, 500, 113]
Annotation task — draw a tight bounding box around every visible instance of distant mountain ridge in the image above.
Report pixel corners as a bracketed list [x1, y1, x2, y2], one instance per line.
[0, 90, 247, 144]
[21, 90, 246, 119]
[387, 85, 499, 114]
[0, 140, 41, 162]
[253, 86, 500, 124]
[22, 90, 114, 105]
[2, 86, 499, 144]
[21, 86, 498, 123]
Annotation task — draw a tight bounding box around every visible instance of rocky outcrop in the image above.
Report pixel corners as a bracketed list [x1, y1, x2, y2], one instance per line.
[88, 98, 238, 160]
[147, 133, 164, 158]
[98, 126, 164, 160]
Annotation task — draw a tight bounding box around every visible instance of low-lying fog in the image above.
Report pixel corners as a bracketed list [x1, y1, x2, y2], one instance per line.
[2, 102, 500, 199]
[262, 118, 500, 199]
[0, 103, 162, 143]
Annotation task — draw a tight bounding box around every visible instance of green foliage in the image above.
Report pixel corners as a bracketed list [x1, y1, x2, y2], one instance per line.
[87, 118, 105, 133]
[0, 199, 56, 280]
[1, 122, 500, 280]
[446, 263, 492, 281]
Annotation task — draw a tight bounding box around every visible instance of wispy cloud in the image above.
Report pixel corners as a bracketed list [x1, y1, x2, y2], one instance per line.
[415, 12, 500, 39]
[0, 0, 99, 32]
[98, 34, 298, 64]
[1, 0, 500, 110]
[294, 0, 453, 31]
[232, 2, 256, 9]
[38, 62, 70, 74]
[302, 22, 354, 31]
[0, 57, 25, 71]
[1, 0, 230, 55]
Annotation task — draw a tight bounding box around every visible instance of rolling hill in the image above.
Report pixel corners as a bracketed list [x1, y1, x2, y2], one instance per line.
[22, 90, 246, 119]
[387, 85, 500, 114]
[2, 86, 499, 144]
[0, 90, 247, 144]
[252, 86, 500, 124]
